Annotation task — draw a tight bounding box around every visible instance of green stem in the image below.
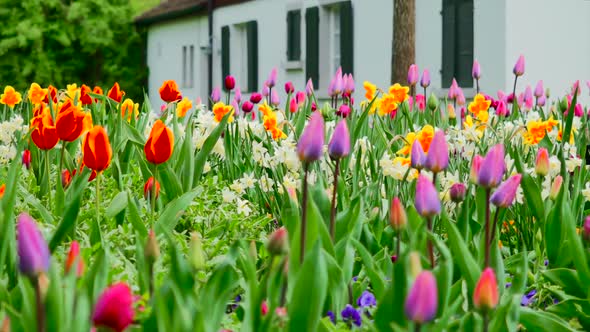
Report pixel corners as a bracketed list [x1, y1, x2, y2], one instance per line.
[484, 189, 492, 267]
[427, 216, 434, 268]
[96, 172, 101, 227]
[45, 150, 51, 210]
[329, 159, 340, 241]
[58, 142, 66, 181]
[300, 163, 310, 264]
[152, 165, 158, 226]
[34, 277, 45, 332]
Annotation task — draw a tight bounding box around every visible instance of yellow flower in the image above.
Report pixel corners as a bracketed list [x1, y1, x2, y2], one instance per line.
[259, 102, 273, 117]
[467, 93, 491, 118]
[364, 81, 377, 100]
[377, 93, 398, 116]
[557, 125, 575, 145]
[213, 102, 234, 123]
[28, 83, 47, 105]
[120, 98, 139, 122]
[66, 83, 80, 103]
[270, 126, 287, 140]
[176, 97, 193, 117]
[397, 132, 416, 155]
[397, 125, 435, 156]
[447, 104, 456, 119]
[0, 86, 22, 108]
[388, 83, 409, 104]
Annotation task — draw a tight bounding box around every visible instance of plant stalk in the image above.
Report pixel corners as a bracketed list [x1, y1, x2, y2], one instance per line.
[45, 150, 51, 210]
[427, 216, 434, 268]
[329, 159, 340, 241]
[300, 162, 310, 264]
[484, 188, 492, 267]
[34, 277, 45, 332]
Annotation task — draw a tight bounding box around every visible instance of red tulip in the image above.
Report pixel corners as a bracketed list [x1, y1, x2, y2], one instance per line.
[144, 120, 174, 165]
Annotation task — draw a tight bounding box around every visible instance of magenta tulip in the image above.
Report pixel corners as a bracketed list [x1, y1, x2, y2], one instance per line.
[415, 175, 441, 217]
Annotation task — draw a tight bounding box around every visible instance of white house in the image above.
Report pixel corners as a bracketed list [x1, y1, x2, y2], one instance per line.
[136, 0, 590, 106]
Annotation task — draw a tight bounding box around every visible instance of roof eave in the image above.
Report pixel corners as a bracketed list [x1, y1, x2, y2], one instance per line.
[135, 3, 208, 26]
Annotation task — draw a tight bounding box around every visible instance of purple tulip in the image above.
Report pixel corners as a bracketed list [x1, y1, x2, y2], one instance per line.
[472, 60, 481, 79]
[266, 68, 278, 88]
[284, 81, 294, 94]
[328, 120, 350, 159]
[490, 174, 522, 208]
[270, 89, 280, 106]
[297, 112, 325, 162]
[405, 271, 438, 324]
[513, 55, 525, 77]
[210, 87, 221, 103]
[407, 64, 419, 86]
[411, 140, 426, 170]
[534, 80, 544, 98]
[250, 92, 262, 104]
[477, 144, 506, 188]
[537, 95, 546, 107]
[261, 85, 270, 97]
[425, 130, 449, 173]
[450, 183, 467, 202]
[420, 69, 431, 88]
[415, 175, 441, 217]
[344, 74, 355, 94]
[328, 67, 343, 97]
[242, 100, 254, 113]
[17, 213, 50, 278]
[306, 78, 314, 96]
[234, 87, 242, 104]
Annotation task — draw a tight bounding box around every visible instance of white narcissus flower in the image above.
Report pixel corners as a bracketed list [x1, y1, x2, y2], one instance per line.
[582, 182, 590, 202]
[237, 199, 252, 216]
[221, 188, 237, 203]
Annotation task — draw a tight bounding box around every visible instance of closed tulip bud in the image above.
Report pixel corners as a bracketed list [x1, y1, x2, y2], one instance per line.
[61, 169, 73, 189]
[17, 213, 50, 278]
[559, 96, 568, 112]
[534, 80, 544, 98]
[407, 64, 418, 86]
[537, 95, 546, 107]
[477, 144, 506, 188]
[284, 81, 294, 94]
[344, 74, 355, 94]
[584, 216, 590, 241]
[473, 268, 499, 311]
[448, 79, 459, 99]
[496, 100, 508, 116]
[22, 149, 31, 169]
[549, 175, 563, 200]
[425, 130, 449, 173]
[211, 87, 221, 103]
[159, 80, 182, 102]
[297, 112, 325, 162]
[270, 90, 280, 106]
[513, 55, 525, 76]
[242, 100, 254, 113]
[389, 197, 407, 231]
[250, 92, 262, 104]
[405, 271, 438, 324]
[306, 79, 314, 96]
[31, 107, 59, 151]
[336, 104, 351, 118]
[328, 69, 343, 97]
[107, 82, 124, 103]
[535, 148, 550, 176]
[457, 89, 466, 106]
[92, 283, 134, 332]
[233, 87, 242, 104]
[409, 251, 422, 277]
[415, 175, 441, 217]
[490, 174, 522, 208]
[224, 75, 235, 91]
[289, 98, 298, 113]
[65, 240, 84, 277]
[266, 68, 278, 88]
[189, 232, 206, 270]
[472, 59, 481, 79]
[427, 93, 438, 111]
[144, 229, 160, 264]
[144, 120, 174, 165]
[421, 69, 431, 88]
[328, 120, 350, 159]
[447, 103, 456, 119]
[267, 227, 288, 256]
[311, 102, 317, 112]
[449, 183, 467, 202]
[470, 155, 483, 184]
[296, 91, 306, 106]
[262, 85, 270, 97]
[411, 140, 426, 170]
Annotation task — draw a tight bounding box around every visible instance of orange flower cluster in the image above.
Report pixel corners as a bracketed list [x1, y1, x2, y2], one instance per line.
[259, 102, 287, 140]
[468, 94, 491, 118]
[523, 117, 558, 145]
[398, 125, 435, 155]
[377, 83, 409, 117]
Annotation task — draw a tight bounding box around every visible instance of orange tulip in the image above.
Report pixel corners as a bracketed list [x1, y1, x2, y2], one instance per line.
[31, 108, 59, 150]
[58, 100, 75, 114]
[144, 120, 174, 165]
[44, 85, 58, 104]
[159, 80, 182, 103]
[28, 83, 47, 105]
[107, 83, 124, 103]
[80, 84, 93, 105]
[83, 126, 112, 172]
[56, 105, 92, 142]
[121, 99, 139, 122]
[93, 86, 103, 95]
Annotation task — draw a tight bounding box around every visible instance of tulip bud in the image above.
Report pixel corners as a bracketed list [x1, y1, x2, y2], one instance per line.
[490, 174, 522, 208]
[534, 80, 544, 98]
[297, 112, 325, 162]
[477, 144, 506, 188]
[242, 100, 254, 113]
[270, 90, 280, 106]
[470, 155, 483, 184]
[144, 229, 160, 264]
[143, 177, 160, 201]
[296, 91, 305, 106]
[61, 169, 72, 189]
[224, 75, 235, 91]
[211, 87, 221, 103]
[22, 149, 31, 170]
[189, 232, 206, 270]
[1, 316, 9, 332]
[250, 92, 262, 104]
[473, 268, 499, 311]
[328, 68, 343, 97]
[559, 96, 568, 113]
[407, 64, 418, 86]
[427, 93, 438, 111]
[408, 251, 422, 277]
[447, 103, 456, 120]
[311, 102, 317, 112]
[472, 60, 481, 80]
[421, 69, 431, 88]
[65, 240, 84, 277]
[284, 81, 294, 94]
[267, 227, 288, 256]
[336, 104, 351, 118]
[389, 197, 407, 231]
[449, 183, 467, 203]
[457, 89, 466, 106]
[328, 120, 350, 159]
[405, 271, 438, 324]
[535, 148, 549, 176]
[496, 100, 508, 116]
[306, 78, 314, 96]
[266, 68, 278, 88]
[549, 175, 562, 200]
[17, 213, 50, 279]
[288, 98, 298, 113]
[92, 283, 134, 332]
[513, 55, 525, 77]
[584, 216, 590, 241]
[411, 140, 426, 170]
[415, 175, 441, 217]
[249, 240, 257, 260]
[262, 85, 270, 97]
[344, 74, 355, 94]
[425, 130, 449, 173]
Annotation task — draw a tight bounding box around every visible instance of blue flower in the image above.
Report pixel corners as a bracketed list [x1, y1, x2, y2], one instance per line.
[544, 259, 549, 266]
[357, 291, 376, 308]
[341, 304, 362, 327]
[505, 282, 512, 289]
[326, 311, 336, 324]
[352, 276, 359, 282]
[521, 289, 537, 306]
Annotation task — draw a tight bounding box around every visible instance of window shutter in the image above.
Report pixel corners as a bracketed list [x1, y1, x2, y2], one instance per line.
[305, 7, 319, 89]
[340, 1, 354, 74]
[221, 25, 230, 84]
[455, 0, 473, 87]
[247, 21, 258, 92]
[287, 10, 301, 61]
[441, 0, 456, 88]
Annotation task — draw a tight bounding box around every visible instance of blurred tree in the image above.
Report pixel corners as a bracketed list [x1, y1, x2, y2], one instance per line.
[0, 0, 147, 101]
[391, 0, 415, 85]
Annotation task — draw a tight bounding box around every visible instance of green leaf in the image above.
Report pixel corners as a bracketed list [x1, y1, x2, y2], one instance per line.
[543, 269, 584, 298]
[155, 190, 198, 233]
[105, 191, 128, 218]
[520, 307, 576, 332]
[443, 217, 479, 290]
[159, 164, 184, 200]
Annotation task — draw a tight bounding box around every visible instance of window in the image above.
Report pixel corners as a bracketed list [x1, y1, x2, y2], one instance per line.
[329, 6, 341, 74]
[305, 7, 319, 88]
[287, 10, 301, 61]
[182, 45, 194, 88]
[221, 22, 258, 92]
[441, 0, 474, 88]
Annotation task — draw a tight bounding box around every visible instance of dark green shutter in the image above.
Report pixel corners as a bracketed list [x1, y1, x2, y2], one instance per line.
[247, 21, 258, 92]
[287, 10, 301, 61]
[305, 7, 319, 89]
[441, 0, 455, 88]
[340, 1, 354, 74]
[221, 25, 230, 84]
[455, 0, 473, 87]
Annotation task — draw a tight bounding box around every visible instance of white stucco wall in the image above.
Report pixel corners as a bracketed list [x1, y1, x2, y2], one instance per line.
[146, 15, 208, 108]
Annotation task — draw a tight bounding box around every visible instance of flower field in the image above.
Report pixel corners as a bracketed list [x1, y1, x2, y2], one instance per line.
[1, 57, 589, 332]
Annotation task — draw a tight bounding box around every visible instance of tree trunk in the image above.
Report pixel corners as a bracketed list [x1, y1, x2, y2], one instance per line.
[391, 0, 416, 85]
